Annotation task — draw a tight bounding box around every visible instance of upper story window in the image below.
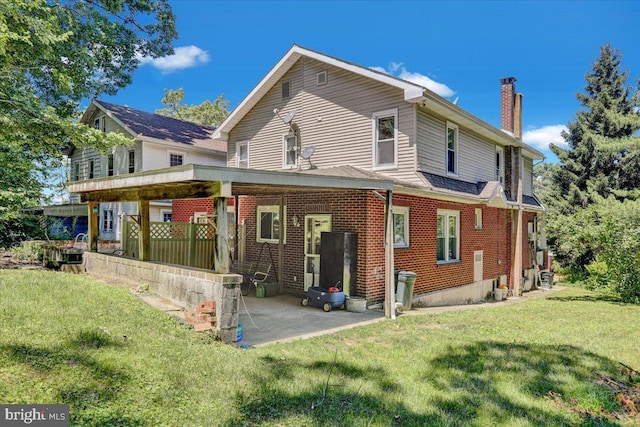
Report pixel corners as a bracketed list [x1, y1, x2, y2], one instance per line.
[128, 150, 135, 174]
[393, 206, 410, 248]
[73, 162, 80, 181]
[281, 81, 290, 99]
[107, 154, 114, 176]
[495, 146, 505, 184]
[89, 159, 96, 179]
[437, 209, 460, 263]
[257, 205, 286, 244]
[236, 141, 249, 168]
[169, 153, 184, 167]
[372, 108, 398, 170]
[94, 116, 106, 132]
[162, 211, 172, 222]
[446, 122, 458, 175]
[283, 133, 297, 168]
[316, 71, 327, 86]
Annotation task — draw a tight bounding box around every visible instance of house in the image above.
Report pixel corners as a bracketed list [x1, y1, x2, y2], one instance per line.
[66, 100, 227, 244]
[208, 45, 547, 306]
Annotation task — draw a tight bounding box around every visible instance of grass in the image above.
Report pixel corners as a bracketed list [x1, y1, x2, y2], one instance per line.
[1, 270, 639, 426]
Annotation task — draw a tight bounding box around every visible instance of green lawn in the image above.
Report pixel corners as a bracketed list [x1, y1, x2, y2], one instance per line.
[1, 270, 638, 426]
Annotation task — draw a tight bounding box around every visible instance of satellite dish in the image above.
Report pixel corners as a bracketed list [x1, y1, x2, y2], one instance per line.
[283, 109, 297, 124]
[301, 146, 315, 160]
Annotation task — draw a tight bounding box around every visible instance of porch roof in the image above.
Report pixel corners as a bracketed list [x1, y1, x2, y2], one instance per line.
[65, 164, 395, 203]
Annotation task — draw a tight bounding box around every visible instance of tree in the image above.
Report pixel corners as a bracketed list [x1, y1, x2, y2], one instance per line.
[155, 88, 230, 127]
[0, 0, 177, 222]
[549, 44, 640, 214]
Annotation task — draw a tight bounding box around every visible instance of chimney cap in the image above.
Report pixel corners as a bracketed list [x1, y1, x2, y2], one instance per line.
[500, 77, 517, 85]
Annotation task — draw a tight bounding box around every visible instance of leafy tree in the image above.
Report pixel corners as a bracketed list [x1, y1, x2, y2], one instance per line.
[155, 88, 230, 127]
[0, 0, 177, 224]
[549, 43, 640, 214]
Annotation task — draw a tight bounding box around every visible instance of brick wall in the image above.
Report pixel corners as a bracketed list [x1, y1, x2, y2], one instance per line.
[237, 190, 520, 304]
[172, 199, 214, 222]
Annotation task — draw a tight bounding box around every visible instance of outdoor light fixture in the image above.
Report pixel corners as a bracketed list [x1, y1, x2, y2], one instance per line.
[92, 207, 99, 214]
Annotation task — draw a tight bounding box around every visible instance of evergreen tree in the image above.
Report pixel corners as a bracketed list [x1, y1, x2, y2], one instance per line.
[549, 43, 640, 214]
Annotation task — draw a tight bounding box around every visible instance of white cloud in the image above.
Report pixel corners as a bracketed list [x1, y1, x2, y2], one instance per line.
[522, 125, 569, 151]
[137, 45, 210, 74]
[370, 62, 455, 98]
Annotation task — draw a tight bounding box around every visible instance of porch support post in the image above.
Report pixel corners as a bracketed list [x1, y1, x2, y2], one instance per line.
[138, 200, 150, 261]
[213, 197, 229, 273]
[278, 195, 285, 293]
[511, 147, 523, 296]
[384, 190, 396, 320]
[88, 202, 99, 252]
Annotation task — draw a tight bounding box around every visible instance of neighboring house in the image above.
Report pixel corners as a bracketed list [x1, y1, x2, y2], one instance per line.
[66, 100, 227, 242]
[212, 45, 547, 306]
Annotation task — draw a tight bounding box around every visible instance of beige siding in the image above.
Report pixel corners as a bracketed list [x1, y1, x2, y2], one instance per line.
[523, 157, 534, 196]
[416, 109, 495, 183]
[229, 57, 419, 183]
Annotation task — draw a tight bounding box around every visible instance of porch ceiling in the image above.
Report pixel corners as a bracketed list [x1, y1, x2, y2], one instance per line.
[65, 164, 394, 203]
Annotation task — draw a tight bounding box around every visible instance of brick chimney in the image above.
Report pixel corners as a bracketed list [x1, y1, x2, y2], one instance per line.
[500, 77, 517, 134]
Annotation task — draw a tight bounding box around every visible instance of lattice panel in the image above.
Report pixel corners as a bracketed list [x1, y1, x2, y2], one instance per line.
[150, 222, 188, 240]
[195, 223, 216, 239]
[128, 223, 139, 239]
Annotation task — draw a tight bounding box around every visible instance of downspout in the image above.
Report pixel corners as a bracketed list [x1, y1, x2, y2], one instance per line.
[384, 190, 396, 319]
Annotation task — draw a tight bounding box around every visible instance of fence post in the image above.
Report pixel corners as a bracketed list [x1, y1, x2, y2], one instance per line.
[188, 222, 197, 267]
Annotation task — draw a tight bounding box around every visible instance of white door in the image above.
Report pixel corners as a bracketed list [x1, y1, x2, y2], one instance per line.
[304, 214, 331, 290]
[474, 250, 484, 301]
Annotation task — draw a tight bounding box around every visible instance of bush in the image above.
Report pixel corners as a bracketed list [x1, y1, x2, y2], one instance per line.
[0, 216, 46, 249]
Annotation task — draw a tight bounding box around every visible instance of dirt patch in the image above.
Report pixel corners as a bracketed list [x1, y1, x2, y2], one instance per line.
[0, 250, 43, 270]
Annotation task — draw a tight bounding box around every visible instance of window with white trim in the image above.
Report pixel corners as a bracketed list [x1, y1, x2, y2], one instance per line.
[283, 133, 297, 168]
[236, 141, 248, 168]
[393, 206, 410, 248]
[317, 71, 327, 86]
[372, 109, 398, 169]
[495, 146, 504, 184]
[169, 152, 184, 167]
[257, 206, 286, 243]
[128, 150, 135, 173]
[446, 122, 458, 175]
[73, 161, 80, 181]
[437, 209, 460, 262]
[101, 209, 114, 232]
[107, 154, 114, 176]
[475, 208, 483, 230]
[161, 211, 172, 222]
[94, 116, 106, 132]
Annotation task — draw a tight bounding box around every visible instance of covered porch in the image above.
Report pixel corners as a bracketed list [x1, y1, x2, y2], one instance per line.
[66, 164, 398, 319]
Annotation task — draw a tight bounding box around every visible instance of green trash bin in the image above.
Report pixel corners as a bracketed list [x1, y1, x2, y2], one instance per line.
[396, 271, 417, 310]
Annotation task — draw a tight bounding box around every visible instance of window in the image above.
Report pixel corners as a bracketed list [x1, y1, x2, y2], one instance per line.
[169, 153, 184, 167]
[393, 206, 410, 248]
[236, 141, 248, 168]
[257, 206, 286, 243]
[73, 162, 80, 181]
[372, 109, 398, 169]
[495, 146, 504, 184]
[107, 154, 114, 176]
[283, 133, 297, 168]
[162, 211, 172, 222]
[281, 81, 290, 99]
[128, 150, 135, 173]
[94, 116, 106, 132]
[89, 159, 96, 179]
[446, 122, 458, 175]
[101, 209, 114, 232]
[317, 71, 327, 86]
[475, 208, 483, 230]
[436, 209, 460, 262]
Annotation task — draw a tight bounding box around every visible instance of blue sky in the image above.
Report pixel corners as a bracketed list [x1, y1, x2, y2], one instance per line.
[101, 0, 640, 163]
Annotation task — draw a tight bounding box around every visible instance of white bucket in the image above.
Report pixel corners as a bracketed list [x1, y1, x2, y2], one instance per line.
[494, 288, 505, 301]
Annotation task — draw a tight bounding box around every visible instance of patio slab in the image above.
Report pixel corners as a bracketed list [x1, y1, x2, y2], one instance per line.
[238, 293, 385, 347]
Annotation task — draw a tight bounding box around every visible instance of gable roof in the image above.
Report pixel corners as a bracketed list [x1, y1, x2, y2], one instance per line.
[213, 44, 544, 160]
[82, 100, 226, 153]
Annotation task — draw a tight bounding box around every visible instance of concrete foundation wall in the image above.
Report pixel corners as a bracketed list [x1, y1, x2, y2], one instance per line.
[83, 252, 241, 342]
[412, 279, 495, 307]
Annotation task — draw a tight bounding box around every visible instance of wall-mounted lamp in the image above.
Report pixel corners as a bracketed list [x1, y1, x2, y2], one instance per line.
[292, 215, 300, 227]
[92, 206, 99, 215]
